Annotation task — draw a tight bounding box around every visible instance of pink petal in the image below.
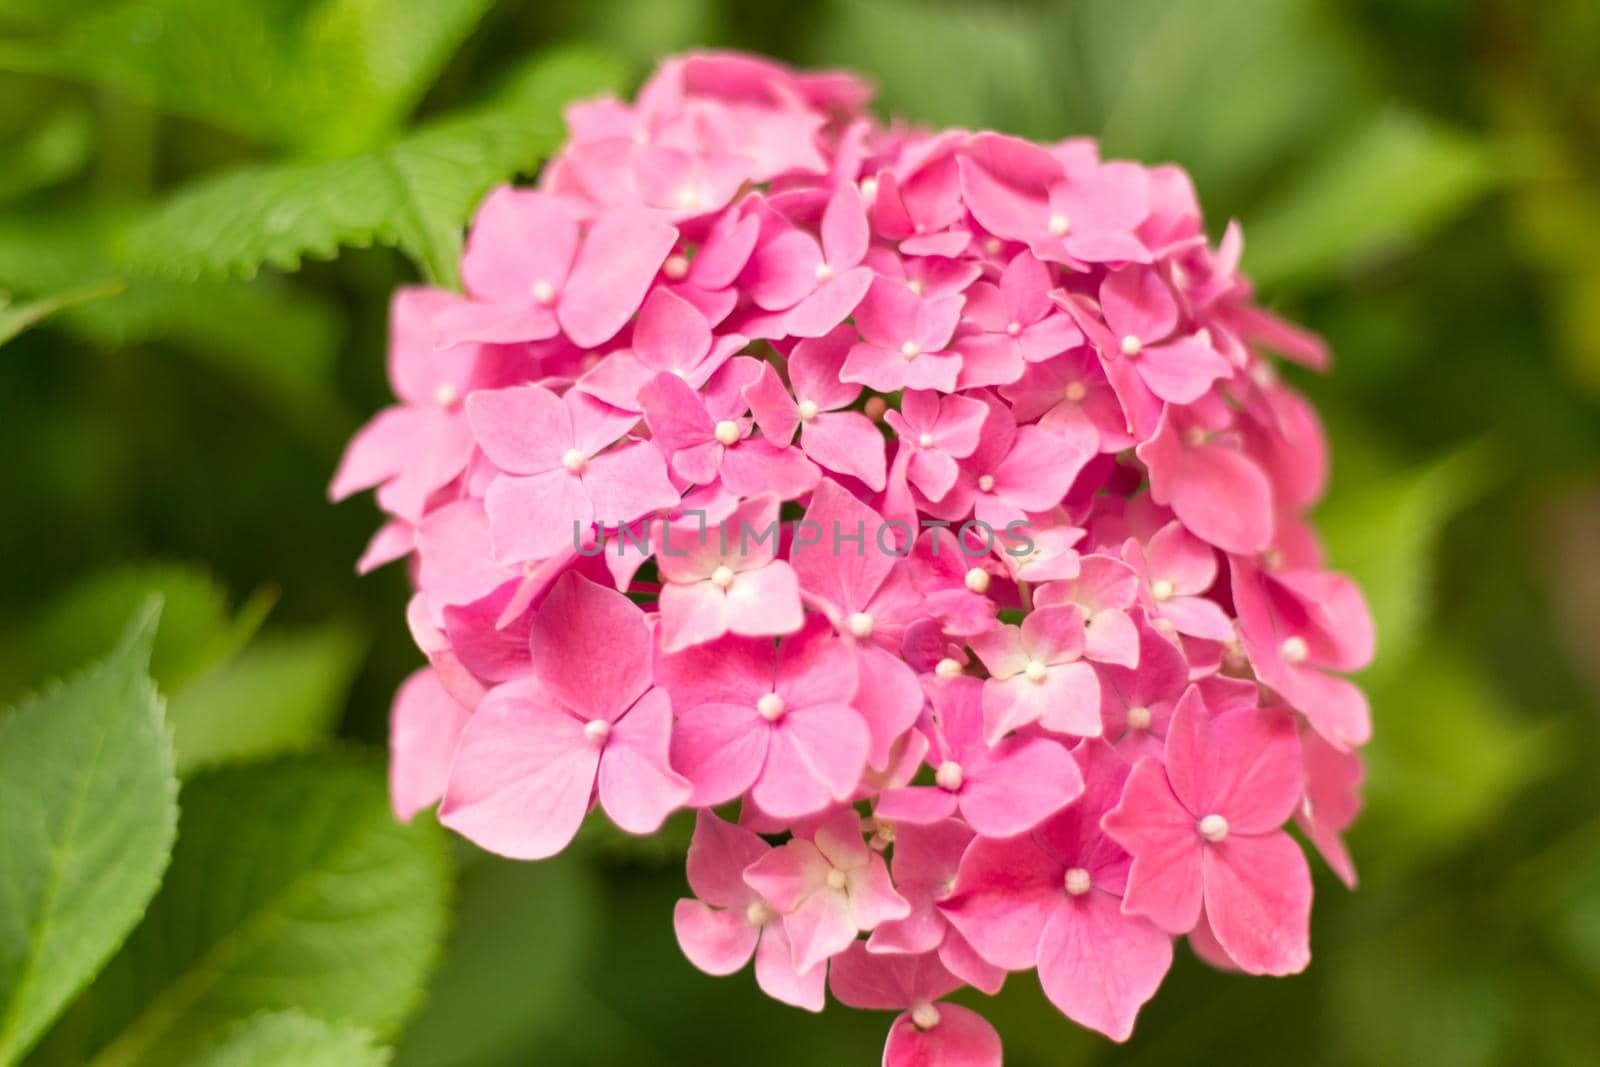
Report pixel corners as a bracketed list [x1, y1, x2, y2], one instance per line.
[529, 573, 652, 719]
[942, 836, 1061, 971]
[961, 736, 1084, 837]
[483, 469, 592, 564]
[438, 697, 597, 860]
[559, 210, 678, 347]
[1036, 890, 1173, 1043]
[461, 187, 577, 301]
[1201, 831, 1312, 976]
[388, 668, 471, 821]
[755, 924, 826, 1012]
[757, 703, 870, 817]
[467, 385, 571, 475]
[883, 1004, 1002, 1067]
[785, 267, 873, 338]
[1100, 758, 1204, 935]
[685, 809, 768, 906]
[803, 412, 888, 491]
[633, 287, 711, 375]
[597, 688, 690, 834]
[674, 899, 759, 975]
[671, 703, 769, 807]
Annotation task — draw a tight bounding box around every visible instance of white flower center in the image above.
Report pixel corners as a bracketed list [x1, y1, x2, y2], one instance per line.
[662, 254, 690, 280]
[798, 399, 820, 422]
[964, 567, 991, 594]
[977, 474, 996, 493]
[1024, 659, 1049, 683]
[1047, 213, 1071, 237]
[982, 237, 1003, 256]
[583, 719, 611, 745]
[918, 431, 935, 448]
[530, 280, 556, 304]
[757, 692, 786, 721]
[561, 448, 588, 474]
[825, 868, 849, 891]
[711, 565, 736, 589]
[1120, 335, 1143, 357]
[1151, 578, 1175, 602]
[900, 340, 921, 359]
[1006, 320, 1022, 337]
[935, 760, 964, 792]
[859, 176, 879, 201]
[1199, 813, 1229, 843]
[433, 383, 458, 407]
[1064, 867, 1092, 896]
[1126, 705, 1152, 731]
[814, 261, 834, 281]
[714, 420, 741, 446]
[906, 279, 925, 296]
[1280, 636, 1309, 664]
[934, 657, 964, 678]
[910, 1001, 942, 1031]
[1064, 380, 1088, 402]
[848, 611, 875, 638]
[745, 900, 772, 927]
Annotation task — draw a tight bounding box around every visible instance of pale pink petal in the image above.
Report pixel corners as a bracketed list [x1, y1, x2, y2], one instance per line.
[559, 210, 678, 346]
[438, 698, 597, 860]
[597, 688, 690, 834]
[528, 573, 652, 719]
[388, 668, 471, 821]
[960, 736, 1083, 837]
[755, 924, 826, 1012]
[674, 899, 759, 975]
[1101, 758, 1204, 935]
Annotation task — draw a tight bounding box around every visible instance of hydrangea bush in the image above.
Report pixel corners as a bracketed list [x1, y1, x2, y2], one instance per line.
[334, 50, 1374, 1062]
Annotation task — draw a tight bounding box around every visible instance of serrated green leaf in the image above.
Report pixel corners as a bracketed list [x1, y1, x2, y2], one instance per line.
[0, 0, 496, 154]
[0, 563, 272, 702]
[31, 753, 449, 1067]
[183, 1011, 390, 1067]
[120, 47, 626, 287]
[168, 622, 365, 774]
[0, 601, 178, 1067]
[0, 208, 344, 426]
[1245, 108, 1498, 289]
[0, 281, 121, 348]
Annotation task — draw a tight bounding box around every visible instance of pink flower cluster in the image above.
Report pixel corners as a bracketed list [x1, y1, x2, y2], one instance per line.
[336, 51, 1374, 1060]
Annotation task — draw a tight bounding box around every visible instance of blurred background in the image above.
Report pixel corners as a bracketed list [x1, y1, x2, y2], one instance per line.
[2, 1, 1599, 1064]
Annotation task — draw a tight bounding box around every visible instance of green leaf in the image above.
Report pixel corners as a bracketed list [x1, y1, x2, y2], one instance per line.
[1245, 108, 1497, 289]
[120, 47, 626, 287]
[32, 753, 449, 1067]
[0, 601, 178, 1066]
[0, 282, 122, 348]
[395, 853, 598, 1067]
[0, 0, 496, 154]
[0, 104, 93, 201]
[0, 563, 272, 702]
[1319, 442, 1496, 678]
[183, 1011, 390, 1067]
[0, 208, 344, 427]
[168, 623, 365, 774]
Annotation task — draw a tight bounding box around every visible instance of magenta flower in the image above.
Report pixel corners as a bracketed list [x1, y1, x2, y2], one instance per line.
[1101, 686, 1312, 975]
[747, 184, 876, 337]
[657, 619, 868, 818]
[877, 676, 1083, 836]
[436, 187, 676, 347]
[969, 605, 1102, 742]
[944, 741, 1173, 1041]
[828, 943, 1002, 1067]
[468, 384, 679, 563]
[746, 326, 888, 490]
[674, 812, 825, 1010]
[842, 276, 966, 392]
[439, 574, 690, 858]
[337, 49, 1376, 1059]
[654, 493, 804, 651]
[743, 809, 911, 974]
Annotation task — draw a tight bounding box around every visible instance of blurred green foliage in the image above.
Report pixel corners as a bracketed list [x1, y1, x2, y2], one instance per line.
[1, 1, 1598, 1064]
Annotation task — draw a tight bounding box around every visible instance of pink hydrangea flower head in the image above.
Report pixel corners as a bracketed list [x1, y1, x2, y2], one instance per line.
[335, 49, 1375, 1058]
